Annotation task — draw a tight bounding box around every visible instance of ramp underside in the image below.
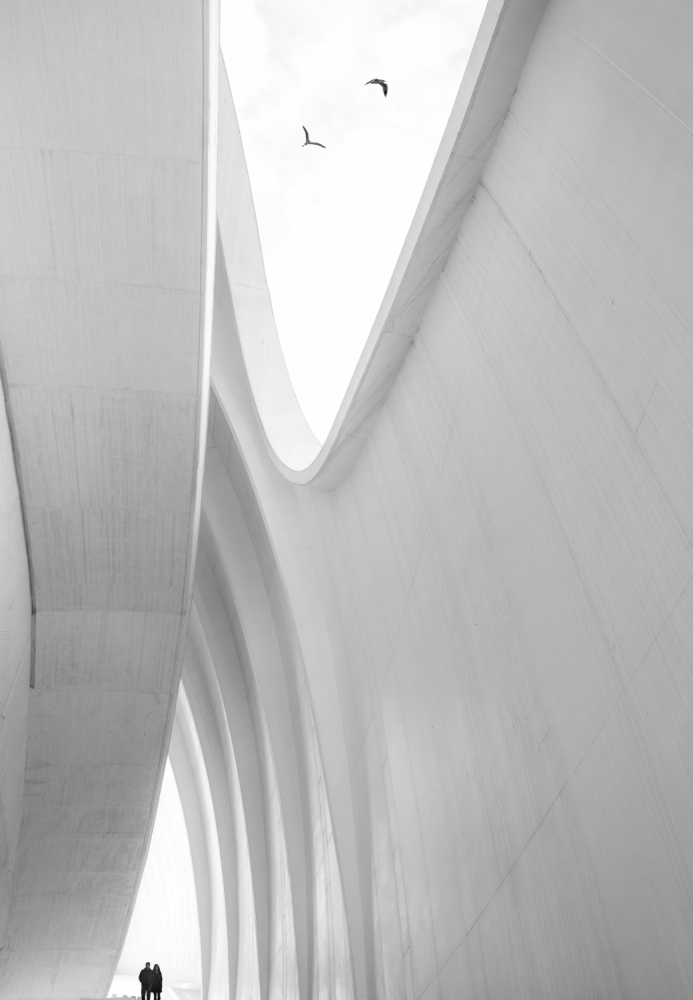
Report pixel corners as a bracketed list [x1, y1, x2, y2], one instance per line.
[0, 3, 210, 997]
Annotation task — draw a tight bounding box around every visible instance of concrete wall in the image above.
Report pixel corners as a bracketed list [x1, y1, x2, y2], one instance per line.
[1, 0, 691, 996]
[0, 385, 31, 959]
[0, 3, 217, 997]
[184, 0, 693, 997]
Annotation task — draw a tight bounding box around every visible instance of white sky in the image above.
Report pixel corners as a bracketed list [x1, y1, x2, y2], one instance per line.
[220, 0, 488, 441]
[113, 761, 201, 997]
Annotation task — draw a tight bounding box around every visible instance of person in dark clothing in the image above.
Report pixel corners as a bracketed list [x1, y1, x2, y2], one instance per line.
[139, 962, 155, 1000]
[152, 963, 163, 1000]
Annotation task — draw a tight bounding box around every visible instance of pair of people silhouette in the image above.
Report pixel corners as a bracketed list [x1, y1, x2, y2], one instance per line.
[138, 961, 163, 1000]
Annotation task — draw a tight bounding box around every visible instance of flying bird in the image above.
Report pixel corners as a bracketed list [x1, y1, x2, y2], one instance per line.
[302, 126, 326, 148]
[365, 78, 388, 97]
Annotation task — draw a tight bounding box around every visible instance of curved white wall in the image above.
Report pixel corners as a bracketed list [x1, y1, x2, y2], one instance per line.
[181, 0, 693, 997]
[2, 0, 693, 997]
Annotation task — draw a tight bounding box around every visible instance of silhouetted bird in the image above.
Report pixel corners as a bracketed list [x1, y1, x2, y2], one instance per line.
[302, 126, 326, 148]
[365, 78, 388, 96]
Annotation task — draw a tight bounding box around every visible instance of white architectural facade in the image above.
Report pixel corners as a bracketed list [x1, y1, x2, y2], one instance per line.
[2, 0, 693, 998]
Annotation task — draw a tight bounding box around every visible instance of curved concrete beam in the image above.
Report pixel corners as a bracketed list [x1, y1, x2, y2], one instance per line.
[171, 682, 229, 1000]
[0, 3, 218, 996]
[210, 308, 373, 998]
[191, 553, 273, 1000]
[199, 448, 312, 1000]
[183, 610, 241, 1000]
[168, 711, 213, 999]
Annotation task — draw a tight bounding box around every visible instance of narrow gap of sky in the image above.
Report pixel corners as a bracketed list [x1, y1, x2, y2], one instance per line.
[220, 0, 488, 442]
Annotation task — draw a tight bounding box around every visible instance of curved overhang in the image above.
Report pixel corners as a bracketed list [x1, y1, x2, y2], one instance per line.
[0, 2, 217, 997]
[217, 0, 550, 488]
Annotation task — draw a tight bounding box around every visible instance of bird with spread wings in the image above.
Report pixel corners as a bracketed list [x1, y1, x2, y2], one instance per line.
[302, 126, 326, 148]
[365, 78, 388, 96]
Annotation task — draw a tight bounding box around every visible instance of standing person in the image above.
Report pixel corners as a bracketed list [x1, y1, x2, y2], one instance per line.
[139, 962, 155, 1000]
[152, 963, 163, 1000]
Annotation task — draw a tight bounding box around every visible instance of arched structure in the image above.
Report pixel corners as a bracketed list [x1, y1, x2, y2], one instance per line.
[0, 2, 217, 997]
[170, 0, 693, 996]
[3, 0, 693, 998]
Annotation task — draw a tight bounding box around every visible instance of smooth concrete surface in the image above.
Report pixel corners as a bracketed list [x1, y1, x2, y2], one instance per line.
[176, 0, 693, 997]
[0, 376, 32, 958]
[2, 0, 693, 997]
[0, 3, 217, 998]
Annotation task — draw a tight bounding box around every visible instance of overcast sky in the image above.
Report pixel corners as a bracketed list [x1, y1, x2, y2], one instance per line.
[220, 0, 488, 441]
